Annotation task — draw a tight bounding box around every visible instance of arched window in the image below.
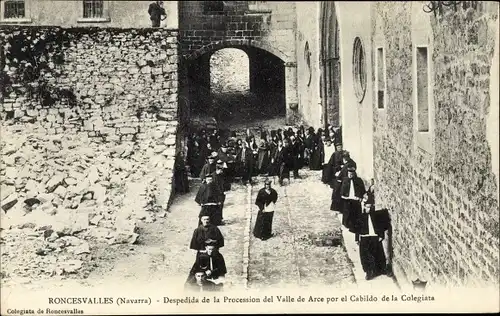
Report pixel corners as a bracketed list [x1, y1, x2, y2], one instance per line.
[352, 37, 367, 102]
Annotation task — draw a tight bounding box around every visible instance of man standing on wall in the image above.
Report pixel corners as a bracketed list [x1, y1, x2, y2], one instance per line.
[148, 1, 167, 28]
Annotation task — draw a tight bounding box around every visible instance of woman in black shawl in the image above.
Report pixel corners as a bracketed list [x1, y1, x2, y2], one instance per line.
[253, 178, 279, 240]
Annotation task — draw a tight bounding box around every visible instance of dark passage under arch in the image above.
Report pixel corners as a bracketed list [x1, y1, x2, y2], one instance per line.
[182, 45, 286, 127]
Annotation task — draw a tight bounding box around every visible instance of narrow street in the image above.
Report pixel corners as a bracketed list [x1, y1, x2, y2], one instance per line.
[248, 171, 355, 289]
[80, 169, 355, 290]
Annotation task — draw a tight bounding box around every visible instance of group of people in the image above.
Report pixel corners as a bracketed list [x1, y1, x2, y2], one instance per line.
[322, 143, 393, 281]
[180, 123, 393, 289]
[185, 124, 343, 187]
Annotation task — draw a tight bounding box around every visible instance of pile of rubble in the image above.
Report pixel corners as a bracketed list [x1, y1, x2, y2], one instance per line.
[0, 127, 169, 280]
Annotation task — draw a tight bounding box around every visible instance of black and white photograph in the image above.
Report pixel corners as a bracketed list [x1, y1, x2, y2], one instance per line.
[0, 0, 499, 314]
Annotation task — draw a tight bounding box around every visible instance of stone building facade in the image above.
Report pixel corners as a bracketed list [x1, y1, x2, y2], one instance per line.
[178, 1, 299, 124]
[296, 1, 499, 287]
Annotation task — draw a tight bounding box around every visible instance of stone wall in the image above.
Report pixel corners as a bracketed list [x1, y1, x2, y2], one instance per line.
[179, 1, 295, 62]
[178, 1, 299, 124]
[372, 2, 499, 286]
[0, 27, 179, 259]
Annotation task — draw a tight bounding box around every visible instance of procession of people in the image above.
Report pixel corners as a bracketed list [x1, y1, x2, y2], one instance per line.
[180, 123, 393, 291]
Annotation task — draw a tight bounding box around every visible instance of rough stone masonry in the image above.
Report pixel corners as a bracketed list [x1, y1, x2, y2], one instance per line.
[0, 27, 179, 278]
[372, 2, 499, 286]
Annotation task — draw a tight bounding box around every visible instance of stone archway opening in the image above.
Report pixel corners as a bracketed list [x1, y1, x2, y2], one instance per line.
[210, 48, 250, 94]
[184, 45, 286, 127]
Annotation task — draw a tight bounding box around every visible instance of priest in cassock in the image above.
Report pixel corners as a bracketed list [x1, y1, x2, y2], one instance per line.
[235, 141, 254, 185]
[253, 178, 279, 240]
[290, 135, 302, 179]
[195, 175, 225, 226]
[355, 193, 387, 280]
[329, 142, 346, 213]
[189, 214, 224, 252]
[186, 239, 227, 289]
[321, 137, 335, 184]
[212, 163, 226, 225]
[174, 151, 189, 194]
[340, 166, 366, 233]
[199, 152, 218, 182]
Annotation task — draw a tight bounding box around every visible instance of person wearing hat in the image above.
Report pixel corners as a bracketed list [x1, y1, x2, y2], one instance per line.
[253, 178, 279, 240]
[199, 152, 218, 182]
[289, 134, 302, 179]
[322, 137, 335, 184]
[235, 141, 254, 185]
[304, 127, 315, 167]
[276, 138, 294, 186]
[212, 164, 226, 225]
[186, 239, 227, 289]
[184, 264, 221, 292]
[327, 142, 346, 212]
[296, 126, 307, 168]
[340, 166, 366, 233]
[190, 213, 224, 252]
[354, 190, 388, 280]
[195, 174, 225, 226]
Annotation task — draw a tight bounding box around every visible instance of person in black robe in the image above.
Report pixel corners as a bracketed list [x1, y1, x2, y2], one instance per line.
[341, 151, 357, 171]
[340, 166, 366, 233]
[309, 131, 324, 170]
[267, 133, 279, 177]
[212, 163, 226, 225]
[174, 151, 189, 194]
[235, 142, 254, 185]
[184, 265, 223, 292]
[276, 128, 283, 142]
[329, 142, 346, 212]
[253, 179, 279, 240]
[186, 239, 227, 290]
[257, 132, 270, 175]
[355, 194, 387, 280]
[195, 175, 224, 226]
[209, 129, 221, 151]
[304, 127, 315, 167]
[290, 135, 302, 179]
[246, 135, 259, 176]
[189, 215, 224, 253]
[217, 143, 234, 189]
[321, 137, 334, 184]
[148, 1, 166, 28]
[276, 138, 294, 186]
[364, 183, 394, 277]
[199, 152, 217, 182]
[296, 126, 307, 168]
